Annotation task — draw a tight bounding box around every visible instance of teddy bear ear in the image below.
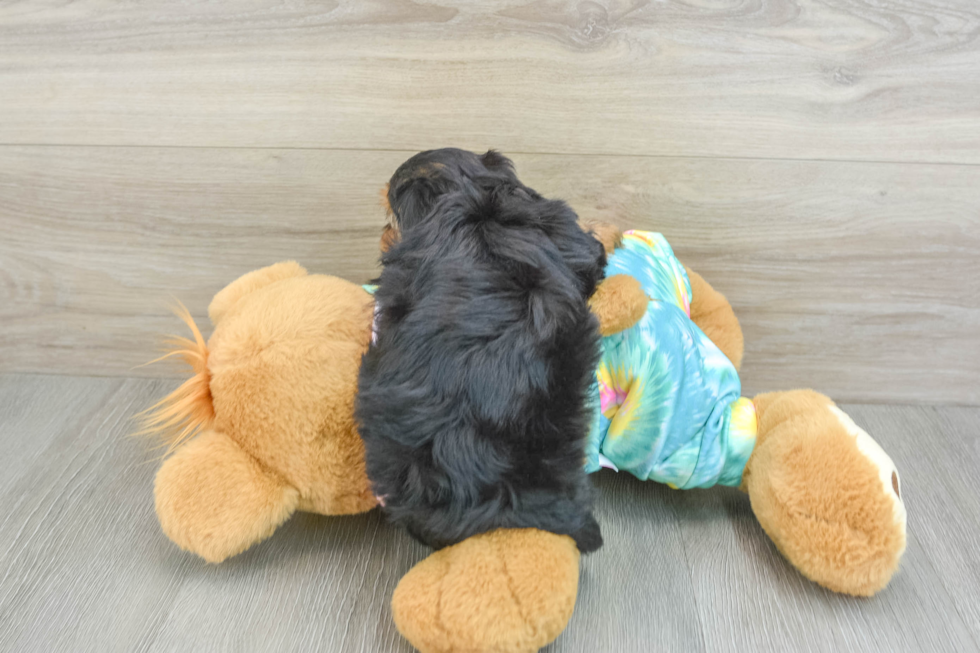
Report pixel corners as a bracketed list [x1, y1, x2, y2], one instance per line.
[208, 261, 308, 326]
[154, 430, 299, 563]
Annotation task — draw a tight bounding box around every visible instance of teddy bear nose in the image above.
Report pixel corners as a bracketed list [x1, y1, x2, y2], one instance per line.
[891, 470, 900, 499]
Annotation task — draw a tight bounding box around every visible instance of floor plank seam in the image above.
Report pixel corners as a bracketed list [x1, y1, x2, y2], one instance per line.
[669, 500, 710, 653]
[2, 141, 979, 169]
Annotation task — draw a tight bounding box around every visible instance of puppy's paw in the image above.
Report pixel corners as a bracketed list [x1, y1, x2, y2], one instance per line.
[391, 528, 580, 653]
[583, 221, 623, 256]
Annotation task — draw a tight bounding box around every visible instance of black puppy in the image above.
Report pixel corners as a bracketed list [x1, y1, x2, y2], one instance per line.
[356, 148, 605, 553]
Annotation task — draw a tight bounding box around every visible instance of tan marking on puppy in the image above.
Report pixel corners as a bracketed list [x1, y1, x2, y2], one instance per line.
[380, 224, 400, 253]
[380, 182, 392, 217]
[379, 183, 400, 252]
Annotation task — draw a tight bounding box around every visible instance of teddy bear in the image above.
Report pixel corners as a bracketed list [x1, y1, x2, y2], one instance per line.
[140, 230, 906, 653]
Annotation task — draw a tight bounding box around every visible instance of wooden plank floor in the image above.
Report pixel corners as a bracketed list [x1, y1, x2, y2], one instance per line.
[1, 373, 978, 653]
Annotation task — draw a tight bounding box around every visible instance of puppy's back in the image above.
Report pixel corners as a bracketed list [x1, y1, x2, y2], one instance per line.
[357, 183, 605, 553]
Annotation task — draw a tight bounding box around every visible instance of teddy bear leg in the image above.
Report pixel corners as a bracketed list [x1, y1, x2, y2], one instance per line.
[684, 266, 744, 369]
[154, 430, 300, 563]
[391, 528, 581, 653]
[742, 390, 906, 596]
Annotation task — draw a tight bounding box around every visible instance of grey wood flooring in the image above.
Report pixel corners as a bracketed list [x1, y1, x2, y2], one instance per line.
[1, 373, 977, 653]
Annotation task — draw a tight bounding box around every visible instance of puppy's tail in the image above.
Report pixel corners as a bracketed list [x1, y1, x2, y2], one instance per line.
[570, 513, 603, 553]
[133, 302, 214, 454]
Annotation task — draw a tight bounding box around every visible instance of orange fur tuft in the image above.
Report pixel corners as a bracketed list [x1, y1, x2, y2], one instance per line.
[380, 182, 392, 219]
[134, 302, 214, 454]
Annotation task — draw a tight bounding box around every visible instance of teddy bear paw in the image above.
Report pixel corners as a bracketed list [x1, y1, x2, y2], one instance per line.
[391, 528, 580, 653]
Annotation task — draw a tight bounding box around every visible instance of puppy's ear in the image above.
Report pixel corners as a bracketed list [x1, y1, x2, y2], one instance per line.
[390, 178, 442, 230]
[480, 149, 514, 172]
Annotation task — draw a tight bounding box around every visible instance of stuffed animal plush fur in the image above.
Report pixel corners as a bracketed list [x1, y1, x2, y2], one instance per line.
[141, 231, 906, 653]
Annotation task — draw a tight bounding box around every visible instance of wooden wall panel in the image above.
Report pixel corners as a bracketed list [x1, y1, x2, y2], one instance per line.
[1, 145, 977, 404]
[0, 1, 978, 162]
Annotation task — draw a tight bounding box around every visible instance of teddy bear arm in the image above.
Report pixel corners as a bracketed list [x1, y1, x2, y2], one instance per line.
[391, 528, 580, 653]
[589, 274, 649, 336]
[154, 429, 300, 563]
[684, 265, 744, 369]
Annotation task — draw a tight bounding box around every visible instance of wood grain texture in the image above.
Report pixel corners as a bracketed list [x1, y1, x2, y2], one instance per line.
[1, 0, 979, 163]
[848, 404, 980, 645]
[2, 146, 977, 403]
[667, 403, 980, 652]
[0, 374, 425, 653]
[547, 470, 705, 653]
[1, 373, 978, 652]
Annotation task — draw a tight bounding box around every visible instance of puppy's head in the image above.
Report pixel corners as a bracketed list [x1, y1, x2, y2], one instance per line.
[380, 148, 520, 251]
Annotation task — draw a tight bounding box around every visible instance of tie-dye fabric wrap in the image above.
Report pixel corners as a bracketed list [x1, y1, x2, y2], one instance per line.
[584, 231, 757, 489]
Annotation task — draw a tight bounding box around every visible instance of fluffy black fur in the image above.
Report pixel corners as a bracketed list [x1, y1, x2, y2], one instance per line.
[356, 148, 606, 553]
